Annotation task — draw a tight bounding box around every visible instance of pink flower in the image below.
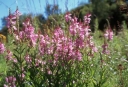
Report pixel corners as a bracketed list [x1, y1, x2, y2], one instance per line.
[5, 9, 21, 31]
[85, 36, 98, 56]
[47, 69, 52, 75]
[67, 49, 82, 61]
[6, 50, 13, 61]
[71, 16, 78, 23]
[6, 14, 16, 21]
[22, 18, 30, 27]
[14, 9, 22, 17]
[6, 76, 16, 83]
[35, 59, 45, 67]
[75, 37, 84, 48]
[65, 12, 72, 22]
[39, 35, 50, 55]
[6, 14, 16, 29]
[84, 13, 91, 24]
[19, 73, 25, 81]
[0, 42, 5, 54]
[13, 58, 17, 63]
[84, 26, 91, 37]
[92, 46, 98, 53]
[24, 25, 35, 36]
[19, 31, 25, 39]
[22, 18, 35, 37]
[5, 50, 17, 63]
[54, 27, 64, 38]
[29, 34, 38, 47]
[104, 29, 113, 41]
[75, 50, 82, 61]
[25, 55, 32, 63]
[102, 43, 110, 54]
[47, 45, 54, 54]
[5, 76, 16, 87]
[14, 34, 19, 41]
[69, 23, 78, 35]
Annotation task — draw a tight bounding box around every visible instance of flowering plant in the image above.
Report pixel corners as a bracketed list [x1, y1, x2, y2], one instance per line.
[0, 8, 114, 87]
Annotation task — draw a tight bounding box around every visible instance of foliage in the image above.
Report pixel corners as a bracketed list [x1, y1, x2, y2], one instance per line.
[71, 0, 128, 32]
[45, 2, 61, 17]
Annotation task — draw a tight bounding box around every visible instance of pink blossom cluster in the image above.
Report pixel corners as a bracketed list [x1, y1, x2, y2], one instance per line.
[12, 18, 38, 47]
[6, 14, 17, 30]
[6, 50, 17, 63]
[4, 76, 16, 87]
[65, 12, 72, 22]
[102, 43, 110, 55]
[84, 13, 91, 24]
[18, 67, 25, 81]
[102, 28, 113, 54]
[65, 13, 97, 53]
[6, 9, 38, 47]
[35, 58, 46, 67]
[39, 27, 82, 61]
[38, 13, 98, 63]
[104, 28, 113, 41]
[21, 18, 38, 47]
[52, 27, 82, 61]
[0, 42, 5, 54]
[86, 36, 98, 56]
[6, 9, 21, 31]
[25, 54, 32, 64]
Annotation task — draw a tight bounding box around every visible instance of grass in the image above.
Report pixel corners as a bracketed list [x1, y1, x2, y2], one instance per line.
[0, 55, 7, 86]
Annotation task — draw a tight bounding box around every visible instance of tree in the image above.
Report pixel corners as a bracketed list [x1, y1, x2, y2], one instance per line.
[1, 17, 7, 27]
[45, 3, 61, 17]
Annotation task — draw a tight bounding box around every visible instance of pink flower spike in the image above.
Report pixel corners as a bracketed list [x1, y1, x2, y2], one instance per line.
[14, 9, 22, 16]
[6, 13, 16, 30]
[0, 42, 5, 54]
[6, 14, 16, 20]
[65, 12, 72, 22]
[25, 55, 32, 63]
[19, 31, 25, 39]
[102, 43, 110, 54]
[104, 29, 113, 41]
[84, 13, 91, 24]
[5, 76, 16, 87]
[29, 34, 38, 47]
[6, 50, 13, 61]
[92, 46, 98, 53]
